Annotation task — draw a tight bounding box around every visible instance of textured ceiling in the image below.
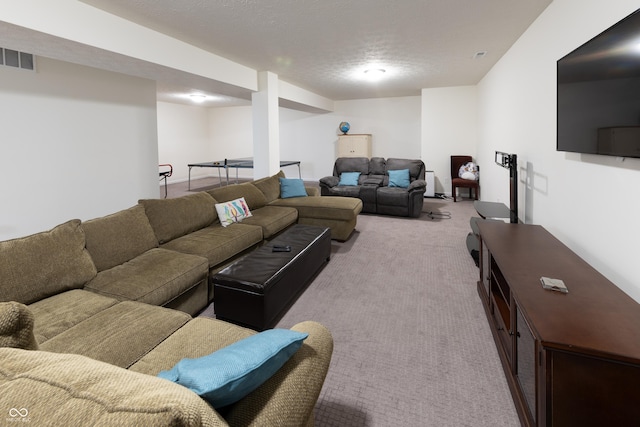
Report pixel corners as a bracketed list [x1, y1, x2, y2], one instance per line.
[80, 0, 552, 103]
[47, 0, 552, 105]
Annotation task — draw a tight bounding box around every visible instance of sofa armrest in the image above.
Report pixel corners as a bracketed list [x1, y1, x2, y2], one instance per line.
[0, 302, 38, 350]
[224, 321, 334, 426]
[363, 177, 383, 186]
[0, 347, 227, 426]
[319, 176, 339, 188]
[408, 179, 427, 192]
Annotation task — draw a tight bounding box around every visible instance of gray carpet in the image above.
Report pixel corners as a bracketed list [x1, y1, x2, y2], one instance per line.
[192, 184, 520, 426]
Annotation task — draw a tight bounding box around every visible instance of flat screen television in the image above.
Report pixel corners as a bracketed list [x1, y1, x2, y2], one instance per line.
[557, 8, 640, 159]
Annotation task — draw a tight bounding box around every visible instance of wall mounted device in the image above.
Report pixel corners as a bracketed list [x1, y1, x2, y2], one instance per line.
[495, 151, 518, 224]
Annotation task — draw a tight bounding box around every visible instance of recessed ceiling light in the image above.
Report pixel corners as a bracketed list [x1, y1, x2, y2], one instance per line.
[473, 51, 488, 59]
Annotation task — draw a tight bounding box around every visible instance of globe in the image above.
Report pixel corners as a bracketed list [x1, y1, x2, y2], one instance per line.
[339, 122, 350, 134]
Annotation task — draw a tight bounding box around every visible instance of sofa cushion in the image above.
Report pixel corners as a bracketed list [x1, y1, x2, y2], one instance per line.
[385, 158, 425, 181]
[369, 157, 386, 175]
[28, 289, 119, 344]
[306, 186, 320, 197]
[84, 248, 208, 307]
[39, 301, 191, 368]
[324, 185, 361, 197]
[161, 223, 263, 268]
[241, 206, 298, 239]
[130, 319, 334, 427]
[333, 157, 369, 177]
[377, 186, 410, 206]
[207, 182, 268, 210]
[215, 198, 252, 227]
[0, 347, 225, 426]
[158, 329, 308, 409]
[0, 219, 97, 305]
[252, 171, 286, 203]
[0, 302, 38, 350]
[130, 318, 255, 376]
[271, 196, 362, 221]
[140, 192, 217, 244]
[83, 205, 159, 272]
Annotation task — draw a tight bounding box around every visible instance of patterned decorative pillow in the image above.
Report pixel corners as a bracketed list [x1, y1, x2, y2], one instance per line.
[214, 197, 252, 227]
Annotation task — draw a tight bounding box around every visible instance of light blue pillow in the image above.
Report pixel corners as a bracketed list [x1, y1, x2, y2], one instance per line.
[279, 178, 308, 198]
[388, 169, 410, 188]
[158, 329, 308, 408]
[338, 172, 360, 186]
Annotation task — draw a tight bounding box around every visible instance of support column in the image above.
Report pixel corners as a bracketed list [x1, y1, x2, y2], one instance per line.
[251, 71, 280, 178]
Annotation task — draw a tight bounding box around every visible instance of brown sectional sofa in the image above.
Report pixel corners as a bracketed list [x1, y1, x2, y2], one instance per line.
[0, 171, 363, 426]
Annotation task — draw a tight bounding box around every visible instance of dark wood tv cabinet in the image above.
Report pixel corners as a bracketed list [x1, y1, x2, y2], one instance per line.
[476, 221, 640, 427]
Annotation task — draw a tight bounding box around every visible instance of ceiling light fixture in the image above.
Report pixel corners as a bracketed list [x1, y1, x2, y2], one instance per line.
[362, 68, 387, 82]
[189, 94, 207, 103]
[364, 68, 386, 77]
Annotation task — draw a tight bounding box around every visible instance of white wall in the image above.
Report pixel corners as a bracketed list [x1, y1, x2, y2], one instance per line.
[281, 96, 423, 180]
[333, 97, 422, 160]
[0, 57, 158, 240]
[477, 0, 640, 302]
[157, 102, 211, 182]
[279, 107, 337, 180]
[165, 96, 424, 183]
[422, 86, 478, 194]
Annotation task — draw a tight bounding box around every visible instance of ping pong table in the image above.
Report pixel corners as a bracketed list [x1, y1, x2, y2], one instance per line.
[187, 158, 301, 190]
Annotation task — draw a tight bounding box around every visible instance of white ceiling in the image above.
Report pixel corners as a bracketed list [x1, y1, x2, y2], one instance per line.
[9, 0, 554, 107]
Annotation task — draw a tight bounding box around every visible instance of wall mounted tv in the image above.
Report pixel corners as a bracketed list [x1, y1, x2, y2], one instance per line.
[557, 8, 640, 159]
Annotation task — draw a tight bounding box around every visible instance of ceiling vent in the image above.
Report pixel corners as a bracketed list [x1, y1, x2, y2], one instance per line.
[1, 48, 35, 71]
[473, 51, 488, 59]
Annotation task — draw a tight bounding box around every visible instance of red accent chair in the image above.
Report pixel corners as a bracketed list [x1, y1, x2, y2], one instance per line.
[159, 164, 173, 198]
[451, 155, 479, 202]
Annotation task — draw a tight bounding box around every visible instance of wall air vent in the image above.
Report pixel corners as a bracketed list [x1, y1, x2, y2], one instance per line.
[1, 48, 35, 71]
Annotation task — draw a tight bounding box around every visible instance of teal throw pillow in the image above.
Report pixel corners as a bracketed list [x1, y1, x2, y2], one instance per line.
[338, 172, 360, 186]
[388, 169, 410, 188]
[279, 178, 308, 198]
[157, 329, 308, 409]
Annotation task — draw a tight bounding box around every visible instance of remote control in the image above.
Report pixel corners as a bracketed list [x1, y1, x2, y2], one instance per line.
[272, 245, 291, 252]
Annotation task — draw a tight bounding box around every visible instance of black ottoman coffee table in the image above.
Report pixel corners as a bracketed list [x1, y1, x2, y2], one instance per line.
[212, 224, 331, 330]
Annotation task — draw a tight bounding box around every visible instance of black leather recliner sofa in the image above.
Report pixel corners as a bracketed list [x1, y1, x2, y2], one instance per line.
[319, 157, 427, 217]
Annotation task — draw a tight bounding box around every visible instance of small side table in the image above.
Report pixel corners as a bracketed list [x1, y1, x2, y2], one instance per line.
[473, 200, 510, 220]
[467, 201, 511, 266]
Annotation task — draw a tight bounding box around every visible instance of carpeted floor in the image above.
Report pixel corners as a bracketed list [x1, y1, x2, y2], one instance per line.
[185, 175, 520, 426]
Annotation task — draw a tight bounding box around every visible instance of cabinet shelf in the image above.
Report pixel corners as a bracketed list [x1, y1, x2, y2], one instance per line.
[337, 134, 371, 158]
[490, 287, 510, 330]
[477, 221, 640, 426]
